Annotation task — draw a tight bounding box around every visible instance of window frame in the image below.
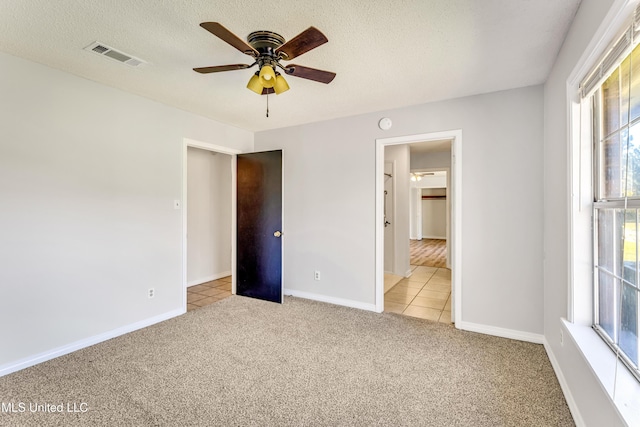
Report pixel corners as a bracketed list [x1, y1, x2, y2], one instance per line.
[590, 49, 640, 381]
[566, 2, 640, 424]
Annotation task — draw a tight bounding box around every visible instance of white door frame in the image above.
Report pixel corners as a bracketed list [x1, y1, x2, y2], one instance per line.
[182, 138, 242, 313]
[375, 130, 462, 327]
[383, 160, 396, 274]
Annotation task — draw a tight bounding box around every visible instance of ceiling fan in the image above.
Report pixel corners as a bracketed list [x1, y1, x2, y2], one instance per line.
[193, 22, 336, 95]
[410, 172, 435, 182]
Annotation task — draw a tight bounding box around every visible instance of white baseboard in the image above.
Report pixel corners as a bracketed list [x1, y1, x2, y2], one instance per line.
[284, 288, 376, 312]
[421, 235, 446, 239]
[0, 308, 184, 378]
[542, 338, 585, 427]
[456, 320, 544, 344]
[187, 271, 231, 288]
[383, 270, 412, 278]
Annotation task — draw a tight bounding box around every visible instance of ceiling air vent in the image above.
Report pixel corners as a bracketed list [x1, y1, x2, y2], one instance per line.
[84, 42, 146, 67]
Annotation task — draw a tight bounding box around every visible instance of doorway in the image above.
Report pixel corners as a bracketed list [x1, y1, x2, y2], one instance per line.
[410, 168, 450, 269]
[182, 138, 241, 312]
[375, 130, 462, 326]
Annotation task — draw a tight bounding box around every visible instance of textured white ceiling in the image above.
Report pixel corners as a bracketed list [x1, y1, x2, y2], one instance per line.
[0, 0, 581, 132]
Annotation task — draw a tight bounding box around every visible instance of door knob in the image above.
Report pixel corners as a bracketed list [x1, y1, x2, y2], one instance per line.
[274, 231, 282, 237]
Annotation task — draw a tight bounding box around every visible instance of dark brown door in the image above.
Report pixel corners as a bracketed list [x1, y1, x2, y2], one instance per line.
[236, 150, 283, 303]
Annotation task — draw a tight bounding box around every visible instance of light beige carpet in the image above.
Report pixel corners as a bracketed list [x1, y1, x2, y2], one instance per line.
[0, 296, 574, 426]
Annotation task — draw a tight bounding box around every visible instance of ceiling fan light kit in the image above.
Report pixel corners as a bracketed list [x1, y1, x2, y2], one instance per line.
[194, 22, 336, 100]
[247, 73, 263, 94]
[273, 74, 290, 94]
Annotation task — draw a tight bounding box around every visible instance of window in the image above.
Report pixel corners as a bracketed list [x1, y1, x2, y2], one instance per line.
[591, 41, 640, 380]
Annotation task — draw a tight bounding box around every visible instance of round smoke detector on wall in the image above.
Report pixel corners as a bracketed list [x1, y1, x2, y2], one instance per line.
[378, 117, 392, 130]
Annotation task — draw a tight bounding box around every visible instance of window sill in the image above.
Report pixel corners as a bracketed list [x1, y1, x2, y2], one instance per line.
[562, 319, 640, 426]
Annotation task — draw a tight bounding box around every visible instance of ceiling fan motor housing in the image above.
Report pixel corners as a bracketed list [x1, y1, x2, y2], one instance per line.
[247, 31, 286, 58]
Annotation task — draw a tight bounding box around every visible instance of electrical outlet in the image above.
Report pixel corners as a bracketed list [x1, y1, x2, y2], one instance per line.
[148, 288, 155, 299]
[314, 271, 321, 281]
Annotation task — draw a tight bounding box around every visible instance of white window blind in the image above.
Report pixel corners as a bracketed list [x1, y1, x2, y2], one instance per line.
[581, 4, 640, 98]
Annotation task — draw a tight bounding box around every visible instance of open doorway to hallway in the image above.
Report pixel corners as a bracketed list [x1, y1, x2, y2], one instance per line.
[379, 136, 455, 323]
[184, 143, 236, 311]
[186, 276, 232, 311]
[384, 264, 452, 322]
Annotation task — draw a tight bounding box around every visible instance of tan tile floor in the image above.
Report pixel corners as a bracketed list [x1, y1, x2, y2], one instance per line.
[187, 276, 233, 311]
[384, 265, 452, 324]
[384, 272, 404, 293]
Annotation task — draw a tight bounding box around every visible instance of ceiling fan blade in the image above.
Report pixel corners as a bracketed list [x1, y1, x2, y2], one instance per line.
[261, 87, 275, 95]
[200, 22, 258, 57]
[285, 64, 336, 84]
[276, 27, 328, 60]
[193, 64, 253, 74]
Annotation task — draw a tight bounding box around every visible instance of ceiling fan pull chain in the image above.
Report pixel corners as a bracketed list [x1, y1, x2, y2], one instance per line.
[266, 93, 269, 118]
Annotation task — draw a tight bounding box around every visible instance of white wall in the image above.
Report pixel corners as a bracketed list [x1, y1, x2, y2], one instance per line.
[409, 188, 422, 239]
[543, 0, 629, 425]
[414, 174, 447, 189]
[411, 150, 451, 170]
[255, 84, 544, 335]
[0, 52, 253, 371]
[384, 145, 411, 276]
[187, 148, 232, 286]
[421, 200, 446, 238]
[383, 161, 394, 272]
